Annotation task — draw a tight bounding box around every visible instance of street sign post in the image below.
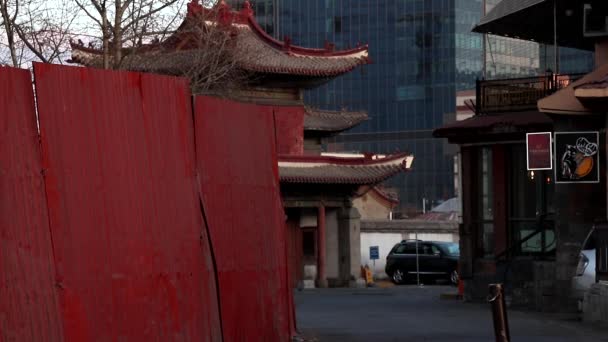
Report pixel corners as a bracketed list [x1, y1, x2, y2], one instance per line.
[370, 246, 379, 260]
[370, 246, 379, 275]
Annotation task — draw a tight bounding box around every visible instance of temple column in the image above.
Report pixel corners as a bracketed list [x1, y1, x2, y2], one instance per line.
[316, 204, 328, 288]
[338, 206, 362, 287]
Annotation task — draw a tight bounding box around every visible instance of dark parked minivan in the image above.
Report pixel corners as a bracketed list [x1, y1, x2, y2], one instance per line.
[385, 240, 459, 285]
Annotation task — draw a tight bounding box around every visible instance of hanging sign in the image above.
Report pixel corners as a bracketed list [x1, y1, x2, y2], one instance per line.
[554, 132, 600, 183]
[526, 132, 553, 170]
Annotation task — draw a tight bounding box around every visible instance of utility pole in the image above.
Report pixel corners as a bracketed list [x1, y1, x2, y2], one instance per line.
[273, 0, 280, 39]
[482, 0, 487, 78]
[553, 0, 559, 73]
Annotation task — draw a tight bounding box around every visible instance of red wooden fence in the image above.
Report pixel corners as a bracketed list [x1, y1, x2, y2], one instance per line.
[0, 63, 294, 341]
[33, 63, 222, 341]
[273, 106, 304, 155]
[194, 96, 294, 341]
[0, 67, 64, 341]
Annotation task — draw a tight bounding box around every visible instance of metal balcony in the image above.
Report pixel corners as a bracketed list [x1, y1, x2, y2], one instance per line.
[476, 73, 585, 115]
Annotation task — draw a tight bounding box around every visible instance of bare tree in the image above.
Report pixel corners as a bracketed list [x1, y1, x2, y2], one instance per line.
[74, 0, 189, 69]
[182, 6, 254, 94]
[70, 0, 254, 94]
[0, 0, 76, 67]
[0, 0, 22, 66]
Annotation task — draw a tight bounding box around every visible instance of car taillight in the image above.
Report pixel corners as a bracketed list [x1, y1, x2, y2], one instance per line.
[576, 253, 589, 276]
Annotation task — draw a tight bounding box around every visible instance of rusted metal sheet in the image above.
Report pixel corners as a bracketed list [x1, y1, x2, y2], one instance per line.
[33, 63, 221, 341]
[273, 106, 304, 155]
[194, 96, 294, 341]
[0, 67, 64, 341]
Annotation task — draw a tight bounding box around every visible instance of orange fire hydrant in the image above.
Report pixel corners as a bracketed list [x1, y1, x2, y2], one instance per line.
[364, 264, 374, 286]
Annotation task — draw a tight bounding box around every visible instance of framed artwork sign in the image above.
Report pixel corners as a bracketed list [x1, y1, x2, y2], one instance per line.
[554, 132, 600, 184]
[526, 132, 553, 170]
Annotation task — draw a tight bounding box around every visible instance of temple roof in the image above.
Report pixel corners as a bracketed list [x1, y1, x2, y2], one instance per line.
[473, 0, 595, 51]
[278, 153, 413, 185]
[303, 107, 368, 133]
[70, 0, 370, 83]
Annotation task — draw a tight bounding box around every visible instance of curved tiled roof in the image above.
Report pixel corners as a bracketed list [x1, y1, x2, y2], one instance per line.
[70, 0, 370, 78]
[303, 107, 368, 132]
[278, 153, 413, 185]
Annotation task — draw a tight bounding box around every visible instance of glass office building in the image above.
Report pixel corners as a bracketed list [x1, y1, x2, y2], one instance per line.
[228, 0, 594, 212]
[226, 0, 277, 36]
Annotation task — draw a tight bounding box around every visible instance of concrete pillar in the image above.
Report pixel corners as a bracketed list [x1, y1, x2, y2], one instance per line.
[338, 207, 362, 287]
[325, 209, 340, 285]
[316, 204, 327, 288]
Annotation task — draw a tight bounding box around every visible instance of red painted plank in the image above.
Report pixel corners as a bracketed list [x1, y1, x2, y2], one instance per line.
[33, 63, 221, 341]
[0, 67, 63, 342]
[194, 96, 293, 341]
[273, 106, 304, 155]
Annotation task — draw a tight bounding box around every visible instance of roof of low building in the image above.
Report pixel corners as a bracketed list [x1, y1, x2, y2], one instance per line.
[539, 63, 608, 114]
[360, 219, 458, 233]
[473, 0, 595, 51]
[278, 153, 413, 185]
[303, 107, 368, 132]
[433, 110, 553, 141]
[70, 0, 370, 80]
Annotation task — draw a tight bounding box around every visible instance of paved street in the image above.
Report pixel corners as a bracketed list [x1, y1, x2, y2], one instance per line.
[295, 285, 608, 342]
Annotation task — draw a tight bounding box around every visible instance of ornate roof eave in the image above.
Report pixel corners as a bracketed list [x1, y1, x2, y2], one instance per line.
[69, 0, 371, 81]
[303, 107, 368, 133]
[278, 153, 414, 185]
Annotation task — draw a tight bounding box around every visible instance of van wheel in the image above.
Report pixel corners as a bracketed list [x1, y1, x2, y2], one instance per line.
[392, 269, 406, 284]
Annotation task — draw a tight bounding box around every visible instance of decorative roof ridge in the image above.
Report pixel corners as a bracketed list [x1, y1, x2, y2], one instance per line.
[245, 16, 369, 57]
[192, 0, 369, 58]
[72, 0, 370, 60]
[69, 41, 102, 54]
[278, 152, 412, 167]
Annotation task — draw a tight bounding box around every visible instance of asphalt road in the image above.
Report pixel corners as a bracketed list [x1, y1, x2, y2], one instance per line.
[295, 285, 608, 342]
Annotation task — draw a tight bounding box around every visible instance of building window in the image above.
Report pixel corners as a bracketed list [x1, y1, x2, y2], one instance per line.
[334, 16, 342, 33]
[507, 145, 556, 257]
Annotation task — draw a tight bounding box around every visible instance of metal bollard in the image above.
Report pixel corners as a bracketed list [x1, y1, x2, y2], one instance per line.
[488, 283, 510, 342]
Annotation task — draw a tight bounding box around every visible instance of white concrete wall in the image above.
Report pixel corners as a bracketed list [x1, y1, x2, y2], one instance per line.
[360, 233, 402, 279]
[361, 232, 459, 278]
[326, 209, 339, 280]
[404, 233, 458, 243]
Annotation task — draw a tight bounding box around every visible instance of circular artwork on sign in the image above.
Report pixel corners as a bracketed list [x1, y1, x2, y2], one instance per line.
[561, 137, 598, 180]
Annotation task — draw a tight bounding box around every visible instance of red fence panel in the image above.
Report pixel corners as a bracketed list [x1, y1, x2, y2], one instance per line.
[194, 96, 293, 341]
[0, 67, 64, 341]
[33, 63, 221, 341]
[273, 106, 304, 155]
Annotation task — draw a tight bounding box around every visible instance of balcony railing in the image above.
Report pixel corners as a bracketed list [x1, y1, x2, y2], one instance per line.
[476, 73, 585, 115]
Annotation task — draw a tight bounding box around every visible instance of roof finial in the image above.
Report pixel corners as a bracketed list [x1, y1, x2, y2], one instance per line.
[284, 36, 292, 51]
[187, 0, 203, 16]
[241, 0, 254, 18]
